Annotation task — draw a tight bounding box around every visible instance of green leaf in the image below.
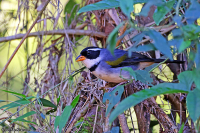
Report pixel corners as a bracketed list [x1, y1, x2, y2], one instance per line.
[182, 24, 200, 40]
[78, 0, 120, 13]
[39, 98, 57, 109]
[178, 71, 194, 91]
[193, 69, 200, 90]
[57, 96, 61, 106]
[107, 22, 124, 55]
[185, 0, 200, 24]
[186, 89, 200, 122]
[59, 105, 73, 133]
[109, 83, 188, 123]
[54, 116, 60, 131]
[46, 108, 57, 115]
[11, 111, 36, 123]
[172, 28, 183, 37]
[140, 0, 164, 16]
[119, 0, 133, 18]
[68, 75, 74, 89]
[178, 40, 191, 53]
[40, 113, 45, 119]
[178, 123, 184, 133]
[103, 85, 124, 116]
[71, 95, 80, 108]
[64, 0, 79, 26]
[168, 38, 183, 53]
[195, 44, 200, 69]
[0, 90, 26, 98]
[173, 15, 182, 27]
[144, 30, 173, 60]
[0, 99, 30, 110]
[128, 44, 156, 54]
[135, 70, 153, 84]
[111, 126, 119, 133]
[153, 0, 175, 25]
[78, 0, 148, 13]
[16, 119, 37, 125]
[135, 44, 156, 52]
[121, 67, 137, 80]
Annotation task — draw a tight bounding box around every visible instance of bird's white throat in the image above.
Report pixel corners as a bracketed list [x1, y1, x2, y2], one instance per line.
[82, 56, 101, 69]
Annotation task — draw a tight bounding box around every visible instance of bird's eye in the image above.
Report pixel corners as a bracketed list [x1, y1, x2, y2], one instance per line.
[87, 51, 90, 55]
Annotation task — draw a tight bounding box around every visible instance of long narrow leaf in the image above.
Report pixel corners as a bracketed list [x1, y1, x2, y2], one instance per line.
[11, 111, 36, 123]
[1, 90, 26, 98]
[109, 83, 188, 123]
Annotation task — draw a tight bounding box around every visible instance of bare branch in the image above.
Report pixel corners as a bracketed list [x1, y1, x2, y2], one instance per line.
[0, 30, 107, 43]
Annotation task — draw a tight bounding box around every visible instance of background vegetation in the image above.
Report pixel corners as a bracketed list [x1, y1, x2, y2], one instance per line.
[0, 0, 200, 132]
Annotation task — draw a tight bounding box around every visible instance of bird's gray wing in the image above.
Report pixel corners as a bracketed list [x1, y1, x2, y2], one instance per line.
[102, 49, 154, 68]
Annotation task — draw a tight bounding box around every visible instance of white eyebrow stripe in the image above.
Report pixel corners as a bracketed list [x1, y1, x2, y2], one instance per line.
[87, 48, 101, 51]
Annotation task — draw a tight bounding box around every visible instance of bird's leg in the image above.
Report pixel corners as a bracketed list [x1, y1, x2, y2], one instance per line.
[108, 81, 128, 92]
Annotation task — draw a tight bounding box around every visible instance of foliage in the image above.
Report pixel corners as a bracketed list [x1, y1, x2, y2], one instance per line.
[0, 0, 200, 132]
[79, 0, 200, 131]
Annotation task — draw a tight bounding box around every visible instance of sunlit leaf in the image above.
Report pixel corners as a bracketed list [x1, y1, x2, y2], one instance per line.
[186, 89, 200, 122]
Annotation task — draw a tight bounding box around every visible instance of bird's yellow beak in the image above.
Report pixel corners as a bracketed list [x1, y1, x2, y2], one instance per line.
[76, 55, 86, 62]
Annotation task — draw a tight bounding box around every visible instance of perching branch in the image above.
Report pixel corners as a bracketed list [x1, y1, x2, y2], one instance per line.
[0, 30, 107, 43]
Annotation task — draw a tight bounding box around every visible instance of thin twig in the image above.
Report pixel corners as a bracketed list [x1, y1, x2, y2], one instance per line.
[0, 0, 51, 79]
[92, 105, 98, 133]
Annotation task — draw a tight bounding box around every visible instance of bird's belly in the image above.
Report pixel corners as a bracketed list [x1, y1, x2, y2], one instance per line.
[92, 69, 131, 83]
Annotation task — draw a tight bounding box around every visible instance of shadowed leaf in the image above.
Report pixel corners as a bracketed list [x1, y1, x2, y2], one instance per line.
[109, 83, 188, 123]
[186, 89, 200, 122]
[103, 85, 124, 116]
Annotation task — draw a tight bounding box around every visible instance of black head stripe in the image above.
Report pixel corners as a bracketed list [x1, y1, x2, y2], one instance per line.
[80, 47, 101, 59]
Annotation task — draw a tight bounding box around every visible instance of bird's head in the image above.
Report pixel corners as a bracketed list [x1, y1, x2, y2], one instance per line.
[76, 47, 103, 69]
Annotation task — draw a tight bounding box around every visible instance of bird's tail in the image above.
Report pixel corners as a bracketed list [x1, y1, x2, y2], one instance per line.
[152, 59, 184, 63]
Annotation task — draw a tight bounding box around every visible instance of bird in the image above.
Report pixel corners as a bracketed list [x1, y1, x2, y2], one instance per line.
[76, 47, 183, 83]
